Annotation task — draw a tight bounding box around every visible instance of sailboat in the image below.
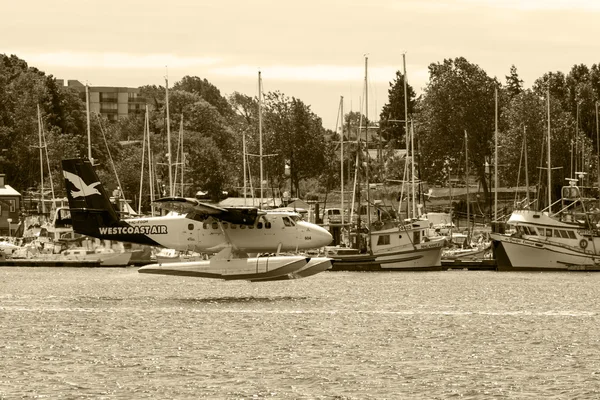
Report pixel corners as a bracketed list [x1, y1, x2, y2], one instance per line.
[328, 56, 445, 271]
[490, 90, 600, 270]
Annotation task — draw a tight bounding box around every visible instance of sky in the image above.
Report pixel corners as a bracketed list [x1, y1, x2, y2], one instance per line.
[2, 0, 600, 130]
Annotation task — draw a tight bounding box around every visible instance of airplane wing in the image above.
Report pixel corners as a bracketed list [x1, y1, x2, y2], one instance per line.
[153, 197, 264, 225]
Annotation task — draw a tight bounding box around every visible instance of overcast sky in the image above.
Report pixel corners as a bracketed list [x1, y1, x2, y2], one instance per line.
[3, 0, 599, 130]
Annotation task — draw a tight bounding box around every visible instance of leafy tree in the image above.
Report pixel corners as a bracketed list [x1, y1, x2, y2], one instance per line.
[173, 75, 234, 118]
[261, 91, 327, 197]
[419, 57, 499, 208]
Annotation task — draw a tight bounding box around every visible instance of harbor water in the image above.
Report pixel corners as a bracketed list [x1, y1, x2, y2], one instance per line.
[2, 267, 600, 399]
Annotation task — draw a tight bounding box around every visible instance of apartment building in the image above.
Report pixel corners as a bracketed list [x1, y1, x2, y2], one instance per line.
[57, 79, 148, 121]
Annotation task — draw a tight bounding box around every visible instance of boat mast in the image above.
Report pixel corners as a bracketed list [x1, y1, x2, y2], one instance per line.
[547, 89, 552, 212]
[494, 87, 498, 221]
[165, 76, 173, 197]
[37, 104, 45, 214]
[411, 122, 416, 218]
[403, 53, 410, 219]
[340, 96, 345, 227]
[86, 85, 93, 164]
[259, 71, 264, 207]
[524, 126, 529, 205]
[465, 130, 470, 239]
[596, 101, 599, 191]
[243, 130, 247, 206]
[364, 56, 372, 253]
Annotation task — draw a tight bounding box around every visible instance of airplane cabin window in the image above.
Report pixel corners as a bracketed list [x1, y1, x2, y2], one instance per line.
[188, 224, 194, 230]
[257, 222, 263, 229]
[222, 222, 228, 229]
[266, 222, 272, 229]
[240, 225, 246, 229]
[231, 224, 237, 229]
[282, 217, 292, 227]
[212, 222, 218, 229]
[203, 222, 208, 229]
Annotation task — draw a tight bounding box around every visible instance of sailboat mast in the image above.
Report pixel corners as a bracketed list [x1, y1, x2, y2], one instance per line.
[258, 71, 264, 206]
[364, 56, 371, 249]
[403, 53, 410, 219]
[37, 104, 45, 214]
[465, 130, 470, 237]
[340, 96, 345, 227]
[494, 87, 498, 221]
[411, 122, 416, 218]
[243, 131, 247, 206]
[165, 77, 173, 197]
[596, 102, 600, 190]
[524, 126, 529, 205]
[86, 85, 92, 163]
[547, 89, 552, 212]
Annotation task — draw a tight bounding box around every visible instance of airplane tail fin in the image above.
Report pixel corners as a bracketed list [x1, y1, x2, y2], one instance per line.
[61, 158, 120, 237]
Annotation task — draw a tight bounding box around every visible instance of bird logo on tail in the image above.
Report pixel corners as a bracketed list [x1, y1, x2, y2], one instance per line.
[63, 170, 101, 198]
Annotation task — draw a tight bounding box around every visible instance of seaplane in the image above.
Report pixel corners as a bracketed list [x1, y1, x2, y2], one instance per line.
[61, 158, 333, 281]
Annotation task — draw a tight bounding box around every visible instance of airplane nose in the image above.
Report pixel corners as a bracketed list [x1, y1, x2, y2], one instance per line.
[314, 224, 333, 246]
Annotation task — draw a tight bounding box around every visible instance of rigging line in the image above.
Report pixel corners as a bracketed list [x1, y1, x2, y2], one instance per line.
[514, 129, 525, 207]
[39, 111, 55, 200]
[96, 113, 125, 203]
[138, 107, 147, 214]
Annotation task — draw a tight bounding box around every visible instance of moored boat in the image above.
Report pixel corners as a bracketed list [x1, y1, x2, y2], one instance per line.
[490, 180, 600, 271]
[328, 218, 445, 271]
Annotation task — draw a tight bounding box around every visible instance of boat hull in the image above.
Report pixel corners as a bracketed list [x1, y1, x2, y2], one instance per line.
[491, 234, 600, 271]
[330, 244, 444, 271]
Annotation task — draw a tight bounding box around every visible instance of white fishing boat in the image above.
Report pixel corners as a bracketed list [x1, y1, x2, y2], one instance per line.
[328, 219, 446, 270]
[490, 180, 600, 271]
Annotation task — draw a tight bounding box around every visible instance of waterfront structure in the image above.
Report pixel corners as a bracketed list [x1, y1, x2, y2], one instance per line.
[57, 79, 148, 121]
[0, 174, 21, 236]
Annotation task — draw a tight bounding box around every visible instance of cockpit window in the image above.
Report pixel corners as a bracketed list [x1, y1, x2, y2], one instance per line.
[282, 216, 295, 227]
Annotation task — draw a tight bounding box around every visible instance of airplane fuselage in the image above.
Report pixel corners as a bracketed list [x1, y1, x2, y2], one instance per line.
[96, 211, 331, 253]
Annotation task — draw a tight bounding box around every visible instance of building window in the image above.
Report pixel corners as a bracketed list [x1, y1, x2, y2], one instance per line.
[9, 200, 15, 212]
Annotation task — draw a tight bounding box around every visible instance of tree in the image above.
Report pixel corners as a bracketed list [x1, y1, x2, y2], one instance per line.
[173, 75, 234, 118]
[505, 65, 524, 99]
[379, 70, 417, 145]
[420, 57, 499, 208]
[261, 91, 327, 197]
